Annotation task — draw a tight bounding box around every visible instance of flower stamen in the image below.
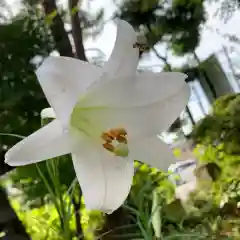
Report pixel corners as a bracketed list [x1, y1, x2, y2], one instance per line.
[102, 142, 115, 152]
[101, 132, 114, 142]
[101, 128, 129, 157]
[109, 128, 127, 138]
[116, 135, 127, 144]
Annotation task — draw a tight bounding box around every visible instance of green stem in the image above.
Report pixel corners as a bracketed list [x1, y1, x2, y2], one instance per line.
[46, 159, 71, 239]
[0, 133, 25, 139]
[36, 164, 63, 225]
[96, 224, 138, 239]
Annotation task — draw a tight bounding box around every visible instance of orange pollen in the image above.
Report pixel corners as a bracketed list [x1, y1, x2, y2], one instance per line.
[102, 143, 114, 152]
[116, 135, 127, 143]
[109, 128, 127, 137]
[101, 128, 128, 152]
[101, 132, 114, 142]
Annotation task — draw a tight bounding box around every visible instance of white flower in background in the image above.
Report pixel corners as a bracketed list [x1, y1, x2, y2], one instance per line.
[5, 20, 190, 213]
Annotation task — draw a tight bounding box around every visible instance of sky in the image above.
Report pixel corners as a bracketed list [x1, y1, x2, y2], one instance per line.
[81, 0, 240, 64]
[6, 0, 240, 136]
[7, 0, 240, 71]
[8, 0, 240, 65]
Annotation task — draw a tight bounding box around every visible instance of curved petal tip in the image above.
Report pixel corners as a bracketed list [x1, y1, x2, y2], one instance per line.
[114, 19, 132, 28]
[5, 150, 14, 166]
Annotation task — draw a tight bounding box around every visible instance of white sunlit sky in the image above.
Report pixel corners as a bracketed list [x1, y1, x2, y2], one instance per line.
[6, 0, 240, 138]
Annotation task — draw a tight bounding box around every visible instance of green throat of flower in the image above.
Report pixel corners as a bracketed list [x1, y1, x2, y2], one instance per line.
[70, 100, 129, 157]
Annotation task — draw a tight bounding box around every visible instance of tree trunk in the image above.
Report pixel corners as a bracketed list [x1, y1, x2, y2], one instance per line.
[0, 150, 13, 176]
[42, 0, 74, 58]
[0, 186, 31, 240]
[68, 0, 87, 61]
[0, 151, 29, 239]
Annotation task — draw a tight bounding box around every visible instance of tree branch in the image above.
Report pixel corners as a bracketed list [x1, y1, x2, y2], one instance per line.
[0, 186, 30, 239]
[152, 46, 171, 71]
[42, 0, 74, 57]
[68, 0, 87, 61]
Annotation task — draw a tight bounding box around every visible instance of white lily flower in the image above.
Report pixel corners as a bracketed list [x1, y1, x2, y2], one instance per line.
[5, 20, 190, 213]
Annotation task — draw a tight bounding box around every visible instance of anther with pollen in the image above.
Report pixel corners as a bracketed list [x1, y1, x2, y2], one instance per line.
[101, 128, 129, 156]
[101, 132, 114, 143]
[109, 128, 127, 137]
[116, 135, 127, 143]
[102, 142, 114, 152]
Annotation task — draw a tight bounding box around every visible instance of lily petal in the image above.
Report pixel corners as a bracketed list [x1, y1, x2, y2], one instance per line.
[71, 75, 189, 139]
[36, 56, 101, 124]
[102, 20, 139, 77]
[71, 138, 134, 213]
[128, 137, 175, 171]
[5, 120, 72, 166]
[81, 72, 188, 108]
